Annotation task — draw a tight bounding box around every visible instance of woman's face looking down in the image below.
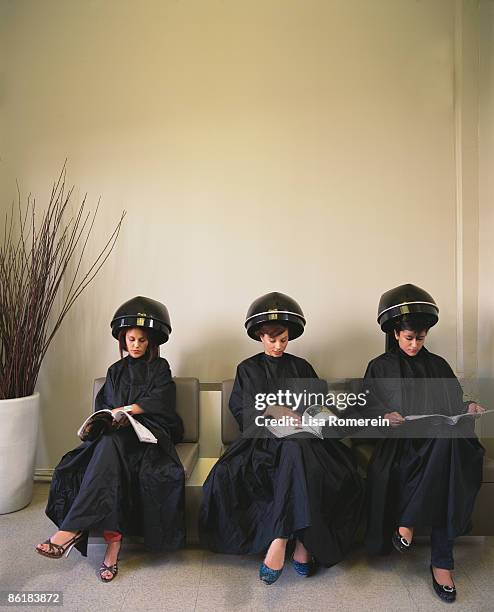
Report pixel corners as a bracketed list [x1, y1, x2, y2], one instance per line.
[394, 329, 427, 357]
[125, 328, 149, 358]
[259, 329, 289, 358]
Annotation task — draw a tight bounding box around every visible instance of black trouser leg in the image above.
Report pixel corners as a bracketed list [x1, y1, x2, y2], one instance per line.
[430, 526, 454, 570]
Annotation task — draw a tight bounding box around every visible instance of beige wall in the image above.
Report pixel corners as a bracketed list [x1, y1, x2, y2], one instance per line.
[479, 0, 494, 455]
[0, 0, 486, 468]
[457, 0, 480, 381]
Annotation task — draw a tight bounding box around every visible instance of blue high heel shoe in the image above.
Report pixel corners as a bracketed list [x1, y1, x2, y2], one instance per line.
[292, 558, 315, 577]
[259, 562, 283, 585]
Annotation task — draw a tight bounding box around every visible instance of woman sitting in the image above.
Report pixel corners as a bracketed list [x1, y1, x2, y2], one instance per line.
[200, 291, 364, 584]
[363, 283, 485, 603]
[35, 296, 185, 582]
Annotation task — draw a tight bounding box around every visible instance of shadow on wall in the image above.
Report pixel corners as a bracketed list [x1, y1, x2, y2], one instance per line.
[171, 325, 381, 382]
[300, 326, 383, 380]
[173, 331, 244, 382]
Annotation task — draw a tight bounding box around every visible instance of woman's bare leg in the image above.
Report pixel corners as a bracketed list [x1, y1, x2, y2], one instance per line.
[398, 526, 414, 543]
[293, 539, 311, 563]
[36, 530, 79, 554]
[100, 540, 122, 580]
[432, 567, 455, 587]
[263, 538, 288, 570]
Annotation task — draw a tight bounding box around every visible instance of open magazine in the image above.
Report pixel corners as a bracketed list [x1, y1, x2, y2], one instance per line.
[266, 405, 333, 439]
[77, 409, 158, 444]
[404, 408, 494, 426]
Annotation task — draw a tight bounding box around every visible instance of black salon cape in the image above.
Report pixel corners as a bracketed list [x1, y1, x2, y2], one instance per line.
[363, 346, 484, 554]
[199, 352, 365, 566]
[45, 356, 185, 556]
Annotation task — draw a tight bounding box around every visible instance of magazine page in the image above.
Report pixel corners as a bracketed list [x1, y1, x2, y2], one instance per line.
[120, 412, 158, 444]
[265, 405, 332, 439]
[405, 409, 494, 425]
[77, 408, 157, 443]
[77, 409, 113, 440]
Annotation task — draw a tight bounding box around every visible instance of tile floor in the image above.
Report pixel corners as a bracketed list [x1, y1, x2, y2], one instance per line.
[1, 483, 493, 612]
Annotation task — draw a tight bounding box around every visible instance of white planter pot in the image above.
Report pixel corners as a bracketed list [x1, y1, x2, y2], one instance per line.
[0, 393, 40, 514]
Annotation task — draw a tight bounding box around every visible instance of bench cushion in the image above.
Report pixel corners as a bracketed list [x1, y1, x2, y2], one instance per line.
[221, 379, 240, 445]
[175, 442, 200, 480]
[174, 377, 199, 443]
[483, 457, 494, 482]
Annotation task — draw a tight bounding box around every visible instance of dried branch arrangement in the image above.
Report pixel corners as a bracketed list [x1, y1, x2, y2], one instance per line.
[0, 167, 125, 399]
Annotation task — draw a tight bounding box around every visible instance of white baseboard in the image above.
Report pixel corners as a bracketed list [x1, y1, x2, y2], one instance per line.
[34, 469, 53, 482]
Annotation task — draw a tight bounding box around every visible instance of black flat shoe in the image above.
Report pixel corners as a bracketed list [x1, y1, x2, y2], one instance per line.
[391, 530, 412, 553]
[430, 565, 456, 603]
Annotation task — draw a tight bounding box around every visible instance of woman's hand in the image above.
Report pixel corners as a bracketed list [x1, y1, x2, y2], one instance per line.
[384, 411, 405, 427]
[111, 407, 127, 415]
[111, 404, 144, 415]
[264, 405, 302, 427]
[467, 403, 486, 415]
[111, 407, 130, 427]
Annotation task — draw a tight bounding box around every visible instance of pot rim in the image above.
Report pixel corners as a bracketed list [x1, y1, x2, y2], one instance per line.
[0, 392, 40, 403]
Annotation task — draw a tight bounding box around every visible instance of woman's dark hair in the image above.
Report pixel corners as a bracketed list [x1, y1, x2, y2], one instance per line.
[118, 327, 159, 362]
[393, 313, 435, 335]
[255, 323, 289, 339]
